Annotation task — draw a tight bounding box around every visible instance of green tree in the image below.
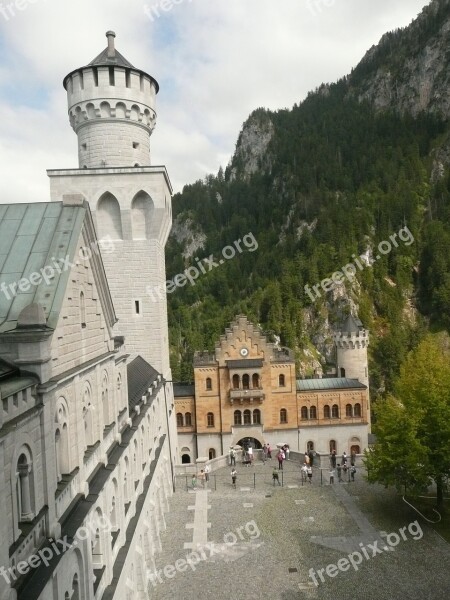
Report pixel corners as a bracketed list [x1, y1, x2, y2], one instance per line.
[365, 334, 450, 506]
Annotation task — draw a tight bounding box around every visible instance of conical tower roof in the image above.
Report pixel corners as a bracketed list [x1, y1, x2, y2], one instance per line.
[340, 314, 364, 334]
[88, 31, 136, 68]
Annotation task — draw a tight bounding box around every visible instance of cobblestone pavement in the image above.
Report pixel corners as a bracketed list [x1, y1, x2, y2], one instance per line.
[149, 460, 450, 600]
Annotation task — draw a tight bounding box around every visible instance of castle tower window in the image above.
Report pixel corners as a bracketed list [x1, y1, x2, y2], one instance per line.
[253, 409, 261, 424]
[207, 412, 214, 427]
[97, 192, 123, 240]
[176, 413, 183, 427]
[131, 191, 154, 239]
[354, 403, 361, 417]
[252, 373, 260, 388]
[332, 404, 339, 418]
[329, 440, 337, 453]
[324, 405, 331, 419]
[109, 66, 115, 86]
[232, 374, 240, 389]
[346, 404, 353, 418]
[80, 292, 86, 328]
[310, 406, 317, 419]
[279, 374, 285, 387]
[243, 409, 251, 424]
[234, 410, 242, 425]
[16, 448, 35, 522]
[242, 374, 250, 390]
[301, 406, 308, 420]
[206, 377, 212, 391]
[185, 412, 192, 426]
[208, 448, 216, 460]
[280, 408, 287, 424]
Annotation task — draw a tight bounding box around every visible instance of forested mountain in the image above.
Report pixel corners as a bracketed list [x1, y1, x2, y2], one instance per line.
[166, 0, 450, 397]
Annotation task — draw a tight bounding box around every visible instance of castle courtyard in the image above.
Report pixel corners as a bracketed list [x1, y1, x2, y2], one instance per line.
[150, 460, 450, 600]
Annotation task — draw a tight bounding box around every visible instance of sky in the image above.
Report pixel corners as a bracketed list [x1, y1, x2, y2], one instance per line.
[0, 0, 431, 202]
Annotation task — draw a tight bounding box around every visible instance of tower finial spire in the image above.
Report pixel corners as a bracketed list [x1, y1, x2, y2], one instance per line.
[106, 30, 116, 58]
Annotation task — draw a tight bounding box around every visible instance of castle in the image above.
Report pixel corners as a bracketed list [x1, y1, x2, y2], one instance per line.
[175, 315, 370, 462]
[0, 32, 177, 600]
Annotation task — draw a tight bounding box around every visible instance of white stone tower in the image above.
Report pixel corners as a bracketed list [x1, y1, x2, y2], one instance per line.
[334, 314, 370, 389]
[48, 31, 172, 376]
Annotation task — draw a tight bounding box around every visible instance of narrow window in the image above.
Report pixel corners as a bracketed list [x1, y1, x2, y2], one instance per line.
[310, 406, 317, 419]
[279, 374, 285, 387]
[92, 67, 98, 86]
[176, 413, 183, 427]
[234, 410, 242, 425]
[185, 412, 192, 426]
[125, 68, 131, 88]
[109, 66, 115, 86]
[135, 300, 140, 315]
[280, 408, 287, 424]
[207, 412, 214, 427]
[324, 405, 330, 419]
[301, 406, 308, 420]
[332, 404, 339, 418]
[133, 142, 139, 149]
[80, 292, 86, 328]
[206, 377, 212, 391]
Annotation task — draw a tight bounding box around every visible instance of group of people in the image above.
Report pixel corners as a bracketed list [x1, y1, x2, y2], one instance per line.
[191, 463, 211, 490]
[329, 450, 357, 483]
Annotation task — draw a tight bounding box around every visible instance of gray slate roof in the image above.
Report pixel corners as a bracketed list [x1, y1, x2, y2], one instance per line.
[339, 314, 364, 334]
[127, 356, 159, 411]
[0, 202, 86, 333]
[174, 384, 195, 397]
[226, 359, 263, 369]
[296, 377, 367, 391]
[88, 48, 135, 69]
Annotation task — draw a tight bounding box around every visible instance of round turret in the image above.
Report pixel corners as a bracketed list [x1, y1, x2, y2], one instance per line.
[63, 31, 158, 168]
[334, 315, 369, 388]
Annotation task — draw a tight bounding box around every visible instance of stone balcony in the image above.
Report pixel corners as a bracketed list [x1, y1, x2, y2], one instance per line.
[229, 388, 265, 404]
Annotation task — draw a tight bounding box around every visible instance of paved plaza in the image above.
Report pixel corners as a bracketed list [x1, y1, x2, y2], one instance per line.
[149, 460, 450, 599]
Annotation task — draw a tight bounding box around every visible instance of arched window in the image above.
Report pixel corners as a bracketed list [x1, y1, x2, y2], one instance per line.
[252, 373, 260, 388]
[72, 575, 80, 600]
[243, 409, 251, 424]
[232, 374, 240, 389]
[206, 377, 212, 391]
[123, 457, 130, 504]
[253, 409, 261, 424]
[181, 454, 191, 464]
[332, 404, 339, 418]
[91, 511, 104, 568]
[208, 448, 216, 460]
[346, 404, 353, 417]
[354, 403, 361, 417]
[110, 479, 119, 532]
[185, 412, 192, 426]
[97, 192, 123, 240]
[310, 406, 317, 419]
[307, 441, 314, 452]
[234, 410, 242, 425]
[176, 413, 184, 427]
[301, 406, 308, 420]
[279, 374, 285, 387]
[242, 374, 250, 390]
[16, 448, 34, 522]
[329, 440, 337, 453]
[82, 385, 95, 448]
[280, 408, 287, 424]
[131, 191, 154, 240]
[80, 292, 86, 328]
[324, 405, 331, 419]
[207, 412, 214, 427]
[55, 400, 70, 478]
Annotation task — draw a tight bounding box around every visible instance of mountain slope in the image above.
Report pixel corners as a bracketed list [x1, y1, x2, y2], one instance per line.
[166, 0, 450, 393]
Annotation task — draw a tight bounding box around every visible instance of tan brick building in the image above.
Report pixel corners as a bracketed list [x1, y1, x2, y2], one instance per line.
[175, 315, 371, 463]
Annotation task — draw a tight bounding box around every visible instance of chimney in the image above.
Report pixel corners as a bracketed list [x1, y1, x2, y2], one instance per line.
[106, 31, 116, 58]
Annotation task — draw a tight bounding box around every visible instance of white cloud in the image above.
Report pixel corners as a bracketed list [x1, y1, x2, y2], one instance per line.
[0, 0, 430, 200]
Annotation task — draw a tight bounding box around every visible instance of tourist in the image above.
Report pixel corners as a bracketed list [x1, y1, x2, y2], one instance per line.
[329, 468, 335, 484]
[330, 450, 337, 468]
[350, 466, 356, 482]
[337, 463, 342, 482]
[305, 453, 310, 466]
[307, 466, 313, 484]
[231, 468, 237, 489]
[267, 444, 272, 459]
[198, 470, 206, 488]
[204, 463, 210, 484]
[285, 444, 290, 461]
[192, 473, 197, 490]
[272, 468, 281, 486]
[229, 447, 236, 466]
[308, 450, 314, 467]
[301, 463, 308, 483]
[278, 449, 285, 470]
[248, 446, 253, 464]
[351, 450, 356, 466]
[342, 451, 347, 466]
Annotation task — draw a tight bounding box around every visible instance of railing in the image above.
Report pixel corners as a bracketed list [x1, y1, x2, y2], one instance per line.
[229, 389, 265, 402]
[10, 509, 47, 569]
[55, 468, 81, 518]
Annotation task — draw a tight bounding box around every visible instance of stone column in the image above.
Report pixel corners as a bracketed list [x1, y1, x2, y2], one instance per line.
[17, 464, 33, 521]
